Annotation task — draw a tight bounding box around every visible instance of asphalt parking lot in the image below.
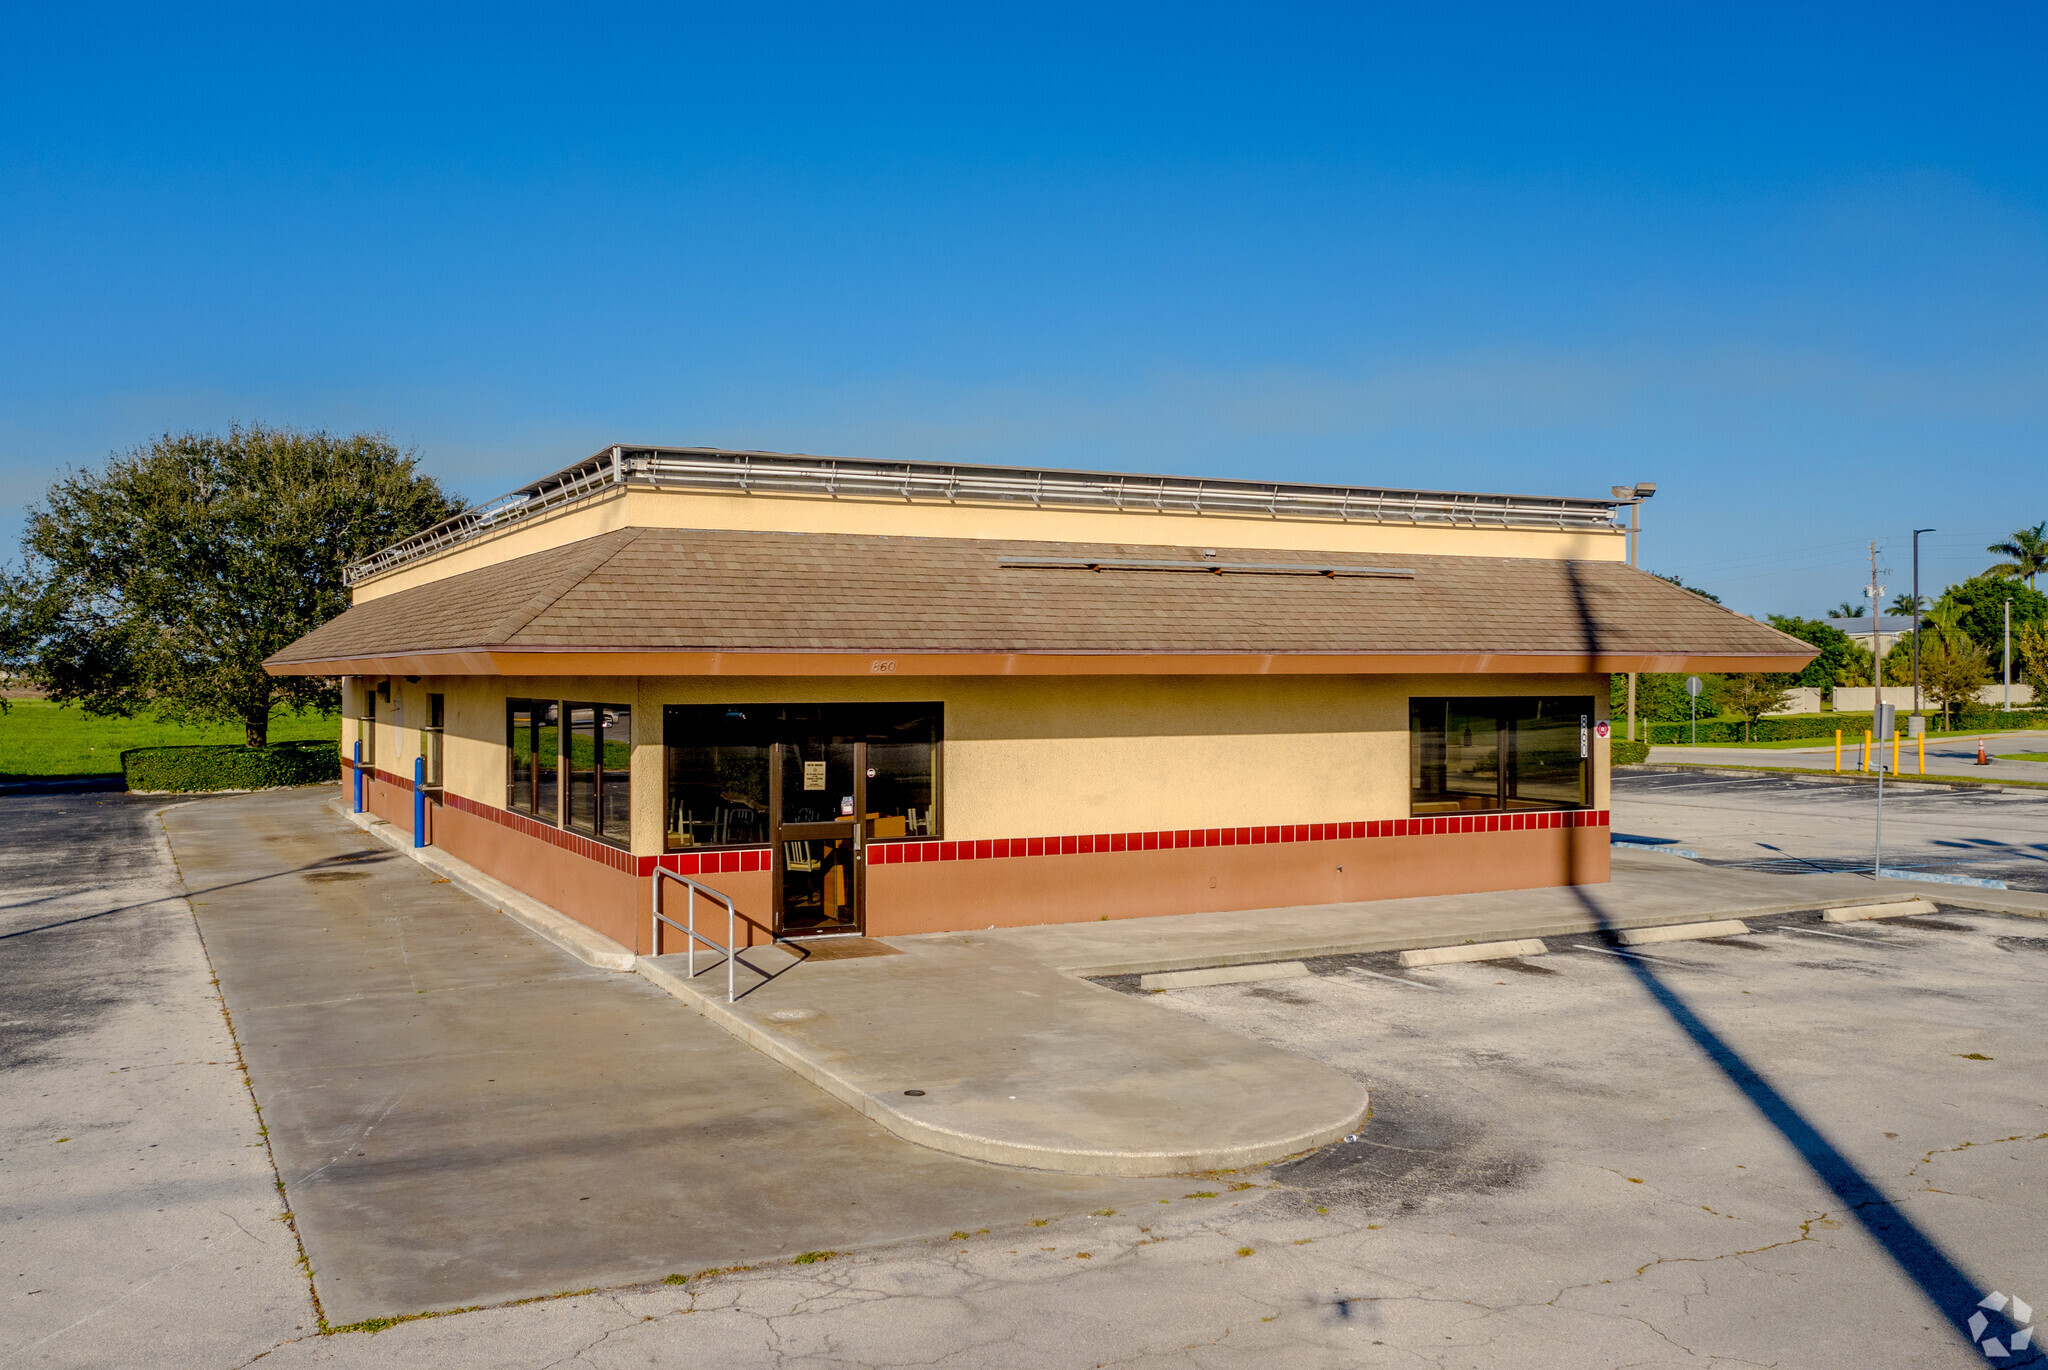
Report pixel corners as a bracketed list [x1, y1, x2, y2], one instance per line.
[6, 781, 2046, 1367]
[1614, 767, 2048, 891]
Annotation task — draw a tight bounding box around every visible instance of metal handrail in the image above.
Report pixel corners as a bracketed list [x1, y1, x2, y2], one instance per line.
[648, 867, 804, 1003]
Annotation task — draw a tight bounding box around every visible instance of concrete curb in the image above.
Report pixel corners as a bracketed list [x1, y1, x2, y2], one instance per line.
[1040, 904, 1842, 979]
[1398, 938, 1548, 968]
[634, 955, 1364, 1177]
[1921, 891, 2048, 921]
[1139, 961, 1311, 991]
[1825, 899, 1939, 923]
[1613, 919, 1750, 945]
[328, 798, 637, 972]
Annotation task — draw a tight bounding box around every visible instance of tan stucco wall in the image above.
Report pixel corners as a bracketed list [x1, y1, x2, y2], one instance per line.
[634, 671, 1612, 842]
[351, 485, 1626, 602]
[342, 671, 1613, 854]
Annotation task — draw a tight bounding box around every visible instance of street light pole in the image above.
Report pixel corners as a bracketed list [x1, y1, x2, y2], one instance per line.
[1868, 540, 1884, 742]
[1612, 483, 1657, 741]
[1911, 528, 1934, 721]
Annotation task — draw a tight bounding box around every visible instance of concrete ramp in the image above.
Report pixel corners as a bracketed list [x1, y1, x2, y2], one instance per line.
[638, 935, 1367, 1177]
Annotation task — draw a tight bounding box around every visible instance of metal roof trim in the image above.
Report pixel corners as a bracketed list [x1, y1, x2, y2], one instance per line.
[346, 444, 1622, 586]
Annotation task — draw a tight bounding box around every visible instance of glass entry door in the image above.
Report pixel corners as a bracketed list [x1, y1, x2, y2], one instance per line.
[773, 738, 863, 936]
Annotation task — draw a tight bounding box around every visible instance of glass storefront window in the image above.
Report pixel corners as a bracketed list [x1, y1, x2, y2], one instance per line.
[662, 702, 940, 849]
[507, 699, 558, 822]
[1411, 696, 1592, 814]
[361, 687, 377, 769]
[664, 706, 771, 848]
[423, 693, 444, 787]
[862, 709, 937, 838]
[567, 705, 598, 832]
[600, 704, 631, 839]
[565, 702, 631, 842]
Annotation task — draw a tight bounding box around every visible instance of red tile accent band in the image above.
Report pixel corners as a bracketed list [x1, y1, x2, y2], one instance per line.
[862, 809, 1609, 865]
[420, 793, 1608, 880]
[442, 791, 638, 874]
[352, 761, 414, 792]
[641, 847, 774, 878]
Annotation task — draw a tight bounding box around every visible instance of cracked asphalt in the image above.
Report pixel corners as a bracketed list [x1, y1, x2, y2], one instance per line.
[6, 781, 2046, 1367]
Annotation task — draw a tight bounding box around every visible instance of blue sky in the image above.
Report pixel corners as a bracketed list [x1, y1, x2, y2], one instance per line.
[4, 3, 2044, 616]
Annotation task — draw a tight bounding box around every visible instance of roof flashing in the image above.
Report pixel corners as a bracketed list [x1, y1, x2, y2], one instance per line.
[346, 445, 1623, 586]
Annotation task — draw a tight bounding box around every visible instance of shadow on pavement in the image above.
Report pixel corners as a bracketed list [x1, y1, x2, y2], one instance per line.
[1564, 560, 2036, 1363]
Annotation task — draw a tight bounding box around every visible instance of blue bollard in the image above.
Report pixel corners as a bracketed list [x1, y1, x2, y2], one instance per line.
[413, 755, 427, 848]
[353, 740, 364, 813]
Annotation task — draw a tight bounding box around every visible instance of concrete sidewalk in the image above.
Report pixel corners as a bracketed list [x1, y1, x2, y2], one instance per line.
[161, 788, 1192, 1326]
[639, 934, 1368, 1176]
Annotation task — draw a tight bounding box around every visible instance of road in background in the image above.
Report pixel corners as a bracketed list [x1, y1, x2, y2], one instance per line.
[0, 791, 312, 1369]
[1648, 729, 2048, 783]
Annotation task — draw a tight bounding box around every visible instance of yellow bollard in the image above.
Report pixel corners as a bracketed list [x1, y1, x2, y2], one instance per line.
[1863, 729, 1872, 773]
[1834, 729, 1842, 773]
[1892, 730, 1901, 774]
[1918, 732, 1925, 776]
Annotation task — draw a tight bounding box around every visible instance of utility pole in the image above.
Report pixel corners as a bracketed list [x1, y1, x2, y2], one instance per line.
[1911, 528, 1934, 723]
[1611, 483, 1657, 740]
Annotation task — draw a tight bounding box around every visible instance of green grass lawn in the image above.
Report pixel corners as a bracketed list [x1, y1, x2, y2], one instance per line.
[0, 699, 341, 777]
[1995, 752, 2048, 764]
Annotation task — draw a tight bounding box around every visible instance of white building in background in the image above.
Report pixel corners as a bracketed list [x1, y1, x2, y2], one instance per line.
[1824, 614, 1916, 658]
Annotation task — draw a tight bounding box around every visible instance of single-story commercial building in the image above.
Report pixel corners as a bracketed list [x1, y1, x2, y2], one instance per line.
[267, 446, 1813, 955]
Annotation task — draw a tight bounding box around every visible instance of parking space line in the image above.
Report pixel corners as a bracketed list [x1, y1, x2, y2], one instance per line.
[1569, 943, 1715, 969]
[1786, 926, 1882, 943]
[1343, 967, 1444, 992]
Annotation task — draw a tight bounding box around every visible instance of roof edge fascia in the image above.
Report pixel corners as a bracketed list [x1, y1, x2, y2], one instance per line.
[265, 647, 1817, 678]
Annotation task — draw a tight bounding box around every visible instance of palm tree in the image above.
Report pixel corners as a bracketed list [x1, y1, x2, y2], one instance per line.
[1831, 602, 1866, 619]
[1886, 592, 1926, 616]
[1987, 522, 2048, 590]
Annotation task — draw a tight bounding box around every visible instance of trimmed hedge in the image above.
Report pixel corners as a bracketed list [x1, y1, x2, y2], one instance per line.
[122, 740, 339, 793]
[1610, 738, 1650, 765]
[1645, 714, 1875, 745]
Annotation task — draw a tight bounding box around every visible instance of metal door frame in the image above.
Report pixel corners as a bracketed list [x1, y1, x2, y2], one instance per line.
[769, 738, 866, 937]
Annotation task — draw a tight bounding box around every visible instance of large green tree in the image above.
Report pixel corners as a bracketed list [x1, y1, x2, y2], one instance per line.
[0, 425, 461, 746]
[1766, 616, 1864, 691]
[1937, 574, 2048, 659]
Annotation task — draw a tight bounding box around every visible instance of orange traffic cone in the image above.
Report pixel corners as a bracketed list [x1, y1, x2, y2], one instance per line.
[1977, 738, 1991, 766]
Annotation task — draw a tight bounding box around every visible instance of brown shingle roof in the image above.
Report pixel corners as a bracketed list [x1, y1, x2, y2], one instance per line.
[267, 527, 1813, 668]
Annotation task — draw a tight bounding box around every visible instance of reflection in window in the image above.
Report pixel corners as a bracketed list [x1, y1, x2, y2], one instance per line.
[361, 686, 377, 769]
[1411, 697, 1591, 815]
[665, 706, 770, 848]
[600, 705, 631, 839]
[423, 693, 444, 787]
[565, 702, 631, 842]
[862, 710, 937, 838]
[507, 699, 558, 822]
[662, 703, 941, 849]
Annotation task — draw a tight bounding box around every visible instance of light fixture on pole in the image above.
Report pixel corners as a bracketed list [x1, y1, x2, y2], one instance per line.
[1611, 483, 1657, 741]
